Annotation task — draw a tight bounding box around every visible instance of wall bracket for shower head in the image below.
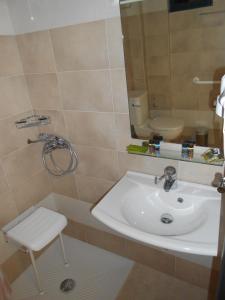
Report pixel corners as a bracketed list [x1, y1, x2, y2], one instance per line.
[27, 133, 79, 176]
[15, 114, 51, 129]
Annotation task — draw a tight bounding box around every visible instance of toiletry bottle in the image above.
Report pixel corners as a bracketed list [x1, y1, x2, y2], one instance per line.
[181, 143, 188, 159]
[153, 139, 160, 157]
[148, 140, 155, 155]
[187, 143, 194, 160]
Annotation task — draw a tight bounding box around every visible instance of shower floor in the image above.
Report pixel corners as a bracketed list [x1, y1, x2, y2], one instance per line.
[11, 235, 134, 300]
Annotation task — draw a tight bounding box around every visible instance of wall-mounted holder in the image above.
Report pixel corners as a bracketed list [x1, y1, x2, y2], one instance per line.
[15, 114, 51, 129]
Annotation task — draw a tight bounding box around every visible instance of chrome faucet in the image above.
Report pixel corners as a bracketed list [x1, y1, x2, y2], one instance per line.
[155, 166, 177, 192]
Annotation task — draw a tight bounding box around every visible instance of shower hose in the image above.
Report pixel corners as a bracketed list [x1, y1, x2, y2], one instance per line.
[28, 133, 78, 176]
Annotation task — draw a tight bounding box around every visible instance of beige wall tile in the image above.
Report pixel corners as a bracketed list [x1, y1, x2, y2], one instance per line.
[50, 174, 78, 199]
[118, 151, 179, 178]
[26, 73, 61, 110]
[59, 70, 113, 112]
[13, 170, 52, 213]
[85, 226, 126, 256]
[35, 109, 67, 137]
[115, 113, 133, 151]
[106, 17, 125, 68]
[0, 164, 10, 195]
[0, 36, 23, 77]
[178, 161, 223, 185]
[0, 76, 32, 119]
[75, 175, 115, 203]
[2, 144, 43, 189]
[111, 69, 129, 113]
[75, 145, 119, 181]
[16, 31, 56, 74]
[0, 191, 18, 228]
[0, 112, 38, 157]
[50, 21, 108, 71]
[64, 111, 116, 149]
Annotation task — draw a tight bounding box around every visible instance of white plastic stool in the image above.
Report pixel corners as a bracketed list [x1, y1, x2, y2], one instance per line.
[6, 207, 68, 295]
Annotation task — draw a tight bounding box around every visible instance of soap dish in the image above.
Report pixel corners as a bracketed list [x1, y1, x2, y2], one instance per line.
[15, 115, 51, 129]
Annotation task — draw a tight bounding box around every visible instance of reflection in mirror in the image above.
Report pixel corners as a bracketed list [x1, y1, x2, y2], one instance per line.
[120, 0, 224, 150]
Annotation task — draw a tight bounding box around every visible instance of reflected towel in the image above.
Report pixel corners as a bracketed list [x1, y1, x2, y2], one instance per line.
[0, 271, 11, 300]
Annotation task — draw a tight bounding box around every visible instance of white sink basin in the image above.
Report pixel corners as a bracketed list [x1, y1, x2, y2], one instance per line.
[92, 171, 221, 256]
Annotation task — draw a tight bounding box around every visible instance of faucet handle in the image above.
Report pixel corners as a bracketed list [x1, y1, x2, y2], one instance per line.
[164, 166, 176, 180]
[212, 173, 225, 193]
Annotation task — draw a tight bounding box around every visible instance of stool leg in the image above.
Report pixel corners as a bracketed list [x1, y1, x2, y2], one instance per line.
[28, 249, 44, 295]
[59, 233, 69, 267]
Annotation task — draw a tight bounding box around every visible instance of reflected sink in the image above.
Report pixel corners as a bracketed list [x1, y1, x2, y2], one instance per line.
[92, 171, 221, 256]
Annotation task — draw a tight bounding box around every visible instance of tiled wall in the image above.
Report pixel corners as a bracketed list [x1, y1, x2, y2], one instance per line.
[121, 0, 225, 144]
[0, 1, 223, 282]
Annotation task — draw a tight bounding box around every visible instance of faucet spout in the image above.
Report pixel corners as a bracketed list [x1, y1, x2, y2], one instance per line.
[155, 166, 177, 192]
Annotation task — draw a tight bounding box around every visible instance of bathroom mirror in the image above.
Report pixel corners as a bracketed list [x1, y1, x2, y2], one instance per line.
[120, 0, 224, 154]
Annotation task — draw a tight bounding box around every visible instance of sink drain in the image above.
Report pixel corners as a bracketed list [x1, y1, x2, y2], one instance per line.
[161, 213, 174, 224]
[60, 278, 76, 293]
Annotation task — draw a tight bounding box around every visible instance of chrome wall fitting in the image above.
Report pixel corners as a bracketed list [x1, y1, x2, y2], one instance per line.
[27, 133, 79, 176]
[15, 115, 51, 129]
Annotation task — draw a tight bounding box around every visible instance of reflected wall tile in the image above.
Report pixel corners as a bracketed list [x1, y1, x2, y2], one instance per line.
[16, 31, 56, 74]
[169, 10, 198, 32]
[64, 111, 116, 149]
[0, 76, 32, 119]
[144, 11, 169, 36]
[170, 29, 202, 53]
[75, 175, 115, 203]
[59, 70, 113, 112]
[171, 53, 200, 76]
[0, 111, 38, 157]
[13, 170, 52, 214]
[50, 21, 108, 71]
[202, 26, 225, 50]
[111, 68, 129, 113]
[0, 36, 23, 77]
[121, 15, 143, 39]
[2, 144, 43, 189]
[199, 11, 225, 27]
[200, 51, 225, 75]
[171, 76, 197, 110]
[106, 17, 125, 68]
[26, 73, 61, 110]
[145, 35, 169, 57]
[75, 145, 119, 181]
[147, 56, 170, 76]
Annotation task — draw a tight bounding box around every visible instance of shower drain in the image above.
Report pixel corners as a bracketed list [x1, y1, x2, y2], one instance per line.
[160, 213, 174, 224]
[60, 278, 76, 293]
